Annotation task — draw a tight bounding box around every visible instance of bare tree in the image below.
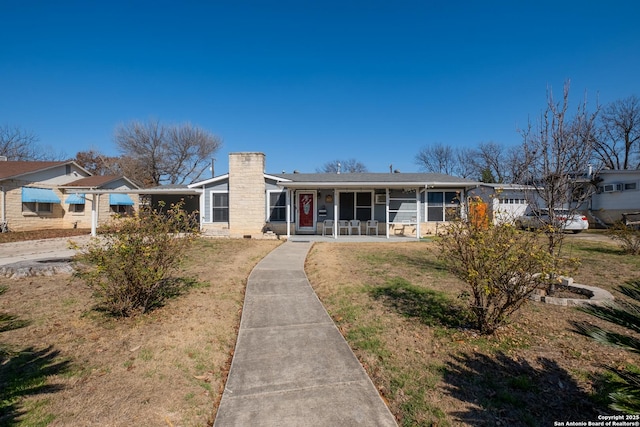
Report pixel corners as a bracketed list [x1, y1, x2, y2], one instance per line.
[593, 95, 640, 170]
[520, 81, 599, 254]
[0, 125, 64, 160]
[454, 147, 477, 179]
[114, 120, 222, 186]
[415, 143, 459, 175]
[317, 159, 368, 173]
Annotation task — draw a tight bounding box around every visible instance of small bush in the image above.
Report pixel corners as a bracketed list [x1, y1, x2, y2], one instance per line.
[74, 202, 199, 317]
[606, 221, 640, 255]
[438, 220, 559, 334]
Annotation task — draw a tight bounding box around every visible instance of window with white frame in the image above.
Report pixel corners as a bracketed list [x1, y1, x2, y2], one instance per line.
[268, 191, 287, 221]
[498, 198, 527, 204]
[339, 191, 373, 221]
[211, 192, 229, 222]
[426, 191, 460, 221]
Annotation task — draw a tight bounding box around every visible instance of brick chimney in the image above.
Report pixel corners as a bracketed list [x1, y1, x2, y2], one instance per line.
[228, 152, 266, 237]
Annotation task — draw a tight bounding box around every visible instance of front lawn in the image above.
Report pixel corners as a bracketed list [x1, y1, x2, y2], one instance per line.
[305, 235, 640, 426]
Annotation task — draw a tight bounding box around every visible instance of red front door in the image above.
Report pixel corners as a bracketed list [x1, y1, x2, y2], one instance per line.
[298, 192, 315, 231]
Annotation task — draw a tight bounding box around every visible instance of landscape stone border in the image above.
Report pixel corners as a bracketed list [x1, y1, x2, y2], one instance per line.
[530, 277, 615, 306]
[0, 258, 74, 279]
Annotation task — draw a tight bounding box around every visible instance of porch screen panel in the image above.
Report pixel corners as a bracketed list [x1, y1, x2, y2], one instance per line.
[212, 193, 229, 222]
[339, 193, 354, 220]
[355, 192, 372, 221]
[269, 191, 286, 221]
[389, 190, 417, 222]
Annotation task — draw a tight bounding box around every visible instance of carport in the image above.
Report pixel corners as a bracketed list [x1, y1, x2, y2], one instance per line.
[81, 187, 203, 236]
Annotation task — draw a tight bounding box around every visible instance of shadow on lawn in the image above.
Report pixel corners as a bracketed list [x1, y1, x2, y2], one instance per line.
[369, 277, 468, 328]
[0, 345, 70, 425]
[443, 351, 603, 426]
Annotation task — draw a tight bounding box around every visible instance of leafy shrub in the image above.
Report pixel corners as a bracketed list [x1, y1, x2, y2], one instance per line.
[438, 220, 559, 334]
[574, 280, 640, 414]
[74, 202, 199, 316]
[606, 221, 640, 255]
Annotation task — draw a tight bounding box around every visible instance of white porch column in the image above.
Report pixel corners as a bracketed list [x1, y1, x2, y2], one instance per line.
[415, 187, 420, 240]
[333, 188, 338, 239]
[286, 189, 291, 238]
[385, 188, 390, 239]
[199, 186, 205, 230]
[90, 194, 98, 237]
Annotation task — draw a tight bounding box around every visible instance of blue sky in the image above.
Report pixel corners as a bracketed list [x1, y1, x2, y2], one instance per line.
[2, 1, 639, 176]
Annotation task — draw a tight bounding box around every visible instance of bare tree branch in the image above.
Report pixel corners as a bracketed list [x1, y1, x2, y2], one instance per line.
[0, 125, 62, 160]
[594, 95, 640, 170]
[114, 120, 222, 186]
[317, 159, 368, 173]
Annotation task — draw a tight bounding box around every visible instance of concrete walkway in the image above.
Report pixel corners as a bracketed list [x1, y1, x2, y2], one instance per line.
[214, 241, 398, 427]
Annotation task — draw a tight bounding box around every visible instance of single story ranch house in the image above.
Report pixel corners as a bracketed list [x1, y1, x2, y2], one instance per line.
[1, 153, 546, 237]
[189, 152, 487, 239]
[0, 159, 140, 233]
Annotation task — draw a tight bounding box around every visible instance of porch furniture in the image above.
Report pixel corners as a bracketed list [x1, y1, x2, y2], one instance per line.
[349, 219, 361, 235]
[366, 220, 378, 236]
[338, 220, 350, 235]
[322, 219, 334, 236]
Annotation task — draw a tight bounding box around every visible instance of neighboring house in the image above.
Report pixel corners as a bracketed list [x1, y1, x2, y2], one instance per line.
[468, 184, 533, 225]
[0, 159, 139, 232]
[188, 152, 481, 238]
[588, 169, 640, 225]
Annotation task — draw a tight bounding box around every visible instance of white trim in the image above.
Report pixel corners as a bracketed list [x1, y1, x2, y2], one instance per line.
[209, 190, 229, 224]
[266, 189, 287, 222]
[188, 174, 230, 188]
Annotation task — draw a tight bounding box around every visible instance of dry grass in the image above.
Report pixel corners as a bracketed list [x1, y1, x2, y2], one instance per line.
[0, 237, 281, 427]
[305, 234, 640, 426]
[2, 230, 640, 426]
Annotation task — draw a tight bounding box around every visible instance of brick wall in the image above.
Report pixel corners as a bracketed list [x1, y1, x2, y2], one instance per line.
[228, 152, 266, 237]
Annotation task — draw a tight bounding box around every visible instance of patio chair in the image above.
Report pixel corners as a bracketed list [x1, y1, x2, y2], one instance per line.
[338, 220, 350, 235]
[349, 219, 361, 235]
[322, 219, 334, 236]
[366, 220, 378, 236]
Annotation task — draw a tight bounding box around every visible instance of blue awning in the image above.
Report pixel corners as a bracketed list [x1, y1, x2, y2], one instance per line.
[109, 194, 135, 206]
[66, 193, 85, 204]
[22, 187, 61, 203]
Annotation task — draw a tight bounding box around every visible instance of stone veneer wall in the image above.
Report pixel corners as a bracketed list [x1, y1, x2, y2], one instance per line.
[1, 180, 139, 232]
[228, 152, 266, 237]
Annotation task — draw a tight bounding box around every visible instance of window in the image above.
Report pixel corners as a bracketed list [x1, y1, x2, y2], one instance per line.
[268, 191, 286, 221]
[66, 193, 85, 214]
[111, 205, 132, 214]
[212, 192, 229, 222]
[22, 202, 53, 214]
[355, 192, 372, 221]
[339, 192, 372, 221]
[109, 194, 135, 215]
[624, 182, 637, 191]
[427, 191, 460, 221]
[69, 204, 85, 213]
[499, 198, 526, 204]
[21, 187, 59, 215]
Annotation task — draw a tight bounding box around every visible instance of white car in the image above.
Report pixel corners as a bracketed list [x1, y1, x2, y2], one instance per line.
[516, 209, 589, 233]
